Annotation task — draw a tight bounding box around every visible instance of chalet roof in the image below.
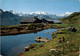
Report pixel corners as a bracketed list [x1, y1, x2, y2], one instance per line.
[53, 20, 61, 23]
[45, 19, 53, 21]
[42, 19, 53, 22]
[20, 17, 36, 22]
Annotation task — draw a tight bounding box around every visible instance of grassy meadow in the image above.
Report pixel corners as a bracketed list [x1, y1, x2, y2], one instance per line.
[20, 12, 80, 56]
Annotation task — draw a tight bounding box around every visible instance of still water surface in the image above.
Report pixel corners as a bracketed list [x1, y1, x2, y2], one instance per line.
[1, 29, 58, 56]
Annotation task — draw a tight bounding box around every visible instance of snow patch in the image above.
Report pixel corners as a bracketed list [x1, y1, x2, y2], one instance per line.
[57, 12, 72, 17]
[30, 11, 48, 15]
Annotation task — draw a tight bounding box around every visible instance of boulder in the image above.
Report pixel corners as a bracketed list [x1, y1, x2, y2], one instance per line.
[24, 46, 31, 51]
[49, 49, 56, 52]
[30, 44, 37, 48]
[36, 36, 41, 39]
[68, 27, 77, 32]
[35, 36, 49, 43]
[46, 31, 49, 33]
[40, 37, 49, 42]
[24, 44, 37, 52]
[49, 49, 57, 54]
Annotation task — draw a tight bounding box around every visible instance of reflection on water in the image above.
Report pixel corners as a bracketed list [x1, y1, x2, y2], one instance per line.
[1, 29, 57, 56]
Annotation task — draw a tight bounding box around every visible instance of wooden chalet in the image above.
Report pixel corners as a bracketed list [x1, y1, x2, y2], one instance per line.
[42, 19, 54, 23]
[20, 16, 42, 24]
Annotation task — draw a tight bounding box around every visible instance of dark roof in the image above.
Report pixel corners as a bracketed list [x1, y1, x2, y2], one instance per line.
[46, 19, 52, 21]
[20, 17, 36, 22]
[42, 19, 53, 21]
[44, 19, 54, 21]
[53, 20, 61, 23]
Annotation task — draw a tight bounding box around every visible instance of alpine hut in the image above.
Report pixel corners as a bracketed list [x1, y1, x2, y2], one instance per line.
[20, 16, 42, 24]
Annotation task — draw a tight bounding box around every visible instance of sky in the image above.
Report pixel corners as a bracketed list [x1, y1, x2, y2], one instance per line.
[0, 0, 80, 15]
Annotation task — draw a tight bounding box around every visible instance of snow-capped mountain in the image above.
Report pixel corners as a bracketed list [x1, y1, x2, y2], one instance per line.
[8, 10, 72, 19]
[0, 9, 72, 25]
[9, 10, 25, 16]
[57, 12, 72, 17]
[30, 11, 48, 15]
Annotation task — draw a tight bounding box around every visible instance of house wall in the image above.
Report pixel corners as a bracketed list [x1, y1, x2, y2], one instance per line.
[20, 21, 42, 24]
[20, 22, 34, 24]
[34, 20, 42, 23]
[48, 21, 54, 23]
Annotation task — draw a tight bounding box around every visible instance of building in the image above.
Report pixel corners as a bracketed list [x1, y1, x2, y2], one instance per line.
[20, 16, 42, 24]
[42, 19, 54, 23]
[20, 16, 61, 24]
[53, 20, 61, 24]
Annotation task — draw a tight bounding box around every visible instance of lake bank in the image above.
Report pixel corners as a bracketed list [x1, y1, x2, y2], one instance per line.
[0, 23, 64, 36]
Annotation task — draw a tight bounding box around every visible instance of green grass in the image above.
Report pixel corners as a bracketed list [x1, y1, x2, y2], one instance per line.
[22, 27, 80, 56]
[0, 24, 30, 28]
[21, 12, 80, 56]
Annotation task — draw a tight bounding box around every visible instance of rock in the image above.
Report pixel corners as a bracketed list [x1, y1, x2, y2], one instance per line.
[46, 31, 49, 33]
[50, 49, 56, 52]
[58, 48, 63, 52]
[35, 39, 40, 42]
[24, 46, 31, 51]
[68, 27, 77, 32]
[35, 37, 49, 42]
[32, 48, 36, 50]
[36, 36, 41, 39]
[49, 49, 57, 53]
[30, 44, 37, 48]
[67, 41, 69, 44]
[35, 36, 41, 42]
[24, 44, 37, 52]
[40, 38, 49, 43]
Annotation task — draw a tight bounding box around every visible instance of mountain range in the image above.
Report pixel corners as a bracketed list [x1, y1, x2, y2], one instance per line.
[0, 9, 23, 25]
[0, 9, 71, 25]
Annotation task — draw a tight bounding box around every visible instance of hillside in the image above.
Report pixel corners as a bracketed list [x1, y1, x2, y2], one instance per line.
[0, 9, 22, 25]
[20, 12, 80, 56]
[60, 12, 80, 24]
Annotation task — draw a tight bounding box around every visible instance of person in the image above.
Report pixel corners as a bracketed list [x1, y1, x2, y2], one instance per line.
[62, 37, 65, 42]
[59, 38, 62, 43]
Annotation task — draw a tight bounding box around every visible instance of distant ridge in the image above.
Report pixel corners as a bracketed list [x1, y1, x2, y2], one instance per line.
[0, 9, 72, 25]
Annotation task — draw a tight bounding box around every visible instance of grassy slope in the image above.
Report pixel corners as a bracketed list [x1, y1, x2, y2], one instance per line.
[21, 12, 80, 56]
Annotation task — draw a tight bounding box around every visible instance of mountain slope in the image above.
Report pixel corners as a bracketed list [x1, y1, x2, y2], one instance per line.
[0, 9, 22, 25]
[60, 12, 80, 24]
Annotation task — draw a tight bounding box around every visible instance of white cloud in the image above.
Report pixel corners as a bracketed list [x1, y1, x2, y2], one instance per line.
[79, 0, 80, 2]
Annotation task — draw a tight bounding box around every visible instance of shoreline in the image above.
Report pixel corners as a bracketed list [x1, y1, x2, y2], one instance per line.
[0, 24, 64, 36]
[0, 27, 49, 36]
[18, 27, 62, 56]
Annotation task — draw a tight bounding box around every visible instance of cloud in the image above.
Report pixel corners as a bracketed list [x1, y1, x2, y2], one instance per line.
[79, 0, 80, 2]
